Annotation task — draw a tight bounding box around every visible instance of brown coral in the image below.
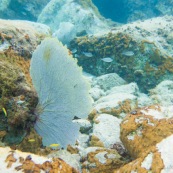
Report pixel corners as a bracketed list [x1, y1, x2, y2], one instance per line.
[120, 105, 173, 158]
[0, 52, 38, 146]
[2, 147, 78, 173]
[82, 148, 126, 173]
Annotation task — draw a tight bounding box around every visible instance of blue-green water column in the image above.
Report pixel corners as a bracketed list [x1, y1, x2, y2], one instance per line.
[92, 0, 128, 23]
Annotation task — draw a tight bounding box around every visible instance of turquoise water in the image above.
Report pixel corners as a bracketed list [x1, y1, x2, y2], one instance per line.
[0, 0, 169, 23]
[92, 0, 127, 23]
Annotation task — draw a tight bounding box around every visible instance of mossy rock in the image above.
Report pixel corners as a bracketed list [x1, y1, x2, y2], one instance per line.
[3, 130, 26, 145]
[0, 52, 38, 145]
[17, 128, 42, 153]
[0, 55, 20, 98]
[70, 32, 173, 92]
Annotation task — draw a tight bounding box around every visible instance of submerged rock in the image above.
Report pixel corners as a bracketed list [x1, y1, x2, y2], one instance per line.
[78, 146, 127, 173]
[89, 86, 105, 101]
[94, 93, 137, 118]
[92, 73, 126, 91]
[150, 80, 173, 106]
[38, 0, 114, 45]
[70, 16, 173, 92]
[0, 19, 51, 58]
[115, 134, 173, 172]
[0, 54, 38, 146]
[106, 82, 139, 96]
[120, 105, 173, 158]
[48, 149, 81, 172]
[0, 147, 77, 173]
[89, 114, 121, 148]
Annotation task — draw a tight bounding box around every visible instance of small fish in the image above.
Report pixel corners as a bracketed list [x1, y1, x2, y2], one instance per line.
[28, 139, 35, 143]
[2, 107, 7, 117]
[49, 143, 60, 148]
[74, 54, 79, 58]
[101, 57, 113, 62]
[82, 52, 93, 57]
[71, 49, 77, 53]
[121, 51, 134, 57]
[17, 100, 25, 105]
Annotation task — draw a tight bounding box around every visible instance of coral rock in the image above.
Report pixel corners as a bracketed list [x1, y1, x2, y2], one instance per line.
[114, 134, 173, 172]
[0, 147, 78, 173]
[81, 148, 126, 173]
[120, 105, 173, 158]
[0, 55, 38, 145]
[89, 114, 121, 148]
[0, 19, 50, 58]
[69, 16, 173, 92]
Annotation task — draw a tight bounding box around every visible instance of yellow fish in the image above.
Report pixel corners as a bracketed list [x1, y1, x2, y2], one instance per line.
[2, 108, 7, 117]
[28, 139, 35, 143]
[49, 143, 60, 148]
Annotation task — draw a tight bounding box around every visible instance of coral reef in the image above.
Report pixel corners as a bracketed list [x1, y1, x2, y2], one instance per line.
[69, 16, 173, 92]
[81, 148, 126, 173]
[120, 105, 173, 158]
[1, 5, 173, 173]
[70, 32, 136, 76]
[0, 51, 39, 149]
[89, 114, 122, 148]
[17, 128, 42, 153]
[38, 0, 113, 44]
[115, 131, 173, 172]
[0, 147, 78, 173]
[0, 19, 50, 58]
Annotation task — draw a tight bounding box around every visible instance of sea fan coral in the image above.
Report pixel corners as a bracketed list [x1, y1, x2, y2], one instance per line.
[30, 38, 92, 148]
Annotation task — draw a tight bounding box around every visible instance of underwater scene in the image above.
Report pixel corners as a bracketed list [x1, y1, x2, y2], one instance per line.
[0, 0, 173, 172]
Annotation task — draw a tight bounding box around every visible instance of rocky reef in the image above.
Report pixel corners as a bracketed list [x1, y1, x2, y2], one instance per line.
[0, 19, 50, 58]
[0, 2, 173, 172]
[69, 15, 173, 92]
[0, 53, 37, 145]
[37, 0, 115, 45]
[0, 19, 51, 154]
[0, 147, 78, 173]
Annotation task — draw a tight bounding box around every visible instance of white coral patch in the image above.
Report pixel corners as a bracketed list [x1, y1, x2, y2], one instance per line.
[95, 151, 108, 164]
[141, 152, 153, 170]
[92, 114, 121, 148]
[157, 135, 173, 173]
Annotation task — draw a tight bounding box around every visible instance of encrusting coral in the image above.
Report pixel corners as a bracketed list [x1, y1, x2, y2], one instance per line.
[1, 147, 78, 173]
[0, 51, 39, 149]
[120, 105, 173, 158]
[69, 26, 173, 93]
[82, 148, 126, 173]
